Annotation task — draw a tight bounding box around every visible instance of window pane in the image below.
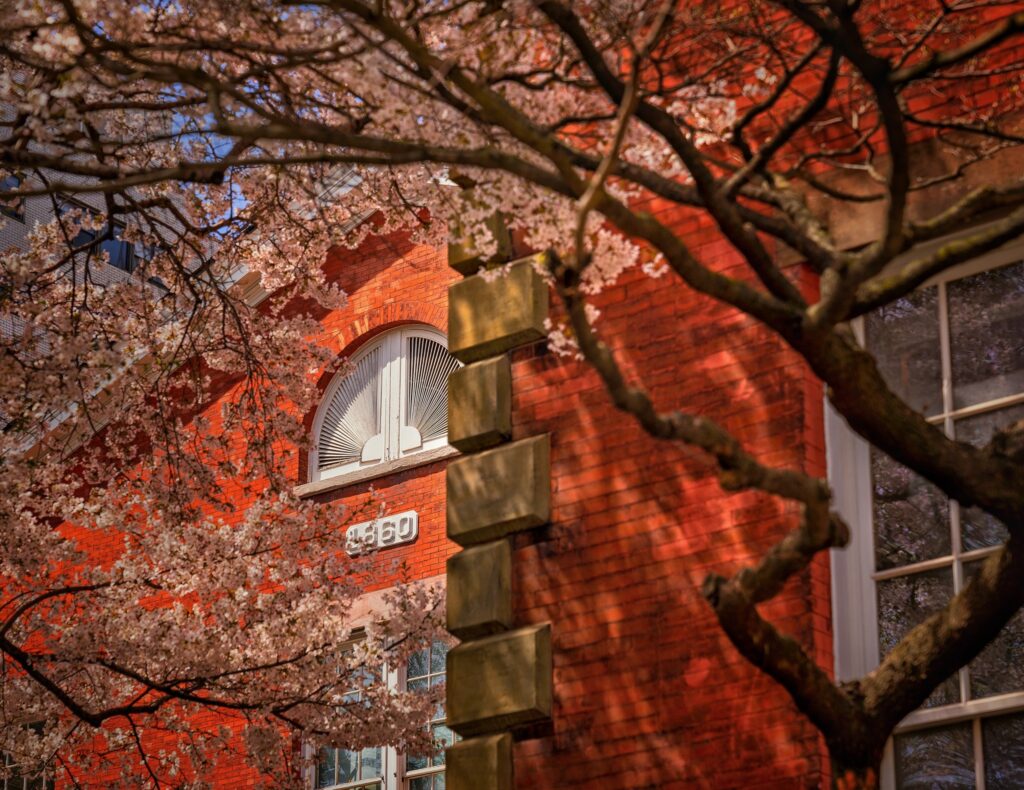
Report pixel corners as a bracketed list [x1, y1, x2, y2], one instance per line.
[877, 568, 958, 707]
[895, 724, 975, 789]
[407, 649, 428, 680]
[959, 508, 1010, 553]
[360, 747, 382, 779]
[871, 448, 950, 571]
[406, 751, 429, 772]
[983, 712, 1024, 788]
[970, 608, 1024, 700]
[406, 641, 453, 774]
[956, 403, 1024, 446]
[954, 405, 1024, 550]
[963, 561, 1024, 700]
[406, 719, 450, 770]
[317, 745, 384, 786]
[430, 641, 447, 674]
[71, 226, 96, 250]
[317, 748, 337, 787]
[407, 677, 428, 693]
[409, 778, 432, 790]
[433, 724, 453, 764]
[338, 749, 357, 783]
[866, 287, 943, 417]
[100, 228, 134, 273]
[949, 260, 1024, 409]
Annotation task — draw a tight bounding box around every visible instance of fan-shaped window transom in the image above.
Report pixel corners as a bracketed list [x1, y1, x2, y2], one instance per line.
[312, 327, 460, 481]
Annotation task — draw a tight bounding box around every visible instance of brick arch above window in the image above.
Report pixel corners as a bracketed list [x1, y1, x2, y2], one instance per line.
[320, 302, 448, 360]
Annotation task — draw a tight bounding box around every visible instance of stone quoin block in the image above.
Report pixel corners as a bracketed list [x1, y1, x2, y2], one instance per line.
[447, 254, 550, 363]
[447, 539, 513, 640]
[446, 435, 550, 546]
[447, 623, 552, 737]
[448, 210, 513, 276]
[447, 355, 512, 452]
[446, 733, 513, 790]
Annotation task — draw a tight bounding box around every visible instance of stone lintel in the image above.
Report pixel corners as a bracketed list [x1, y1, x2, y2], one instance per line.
[447, 356, 512, 452]
[446, 733, 513, 790]
[447, 435, 550, 546]
[448, 254, 549, 363]
[447, 540, 512, 640]
[447, 624, 552, 737]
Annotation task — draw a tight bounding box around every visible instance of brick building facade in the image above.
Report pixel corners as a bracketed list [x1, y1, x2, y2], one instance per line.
[81, 206, 830, 788]
[441, 239, 832, 789]
[12, 173, 1023, 788]
[286, 204, 1022, 789]
[218, 209, 835, 788]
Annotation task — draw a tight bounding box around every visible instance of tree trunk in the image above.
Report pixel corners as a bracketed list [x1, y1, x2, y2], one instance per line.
[832, 765, 880, 790]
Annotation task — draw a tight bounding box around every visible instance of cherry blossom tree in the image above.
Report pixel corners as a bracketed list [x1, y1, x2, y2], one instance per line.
[0, 214, 444, 787]
[3, 0, 1024, 787]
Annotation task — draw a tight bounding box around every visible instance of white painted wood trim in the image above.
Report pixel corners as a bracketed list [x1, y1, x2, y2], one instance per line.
[294, 444, 459, 498]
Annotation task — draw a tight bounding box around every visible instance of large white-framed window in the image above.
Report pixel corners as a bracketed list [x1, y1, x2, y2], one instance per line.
[1, 722, 52, 790]
[829, 243, 1024, 789]
[403, 641, 453, 790]
[314, 660, 392, 790]
[1, 754, 50, 790]
[311, 327, 461, 483]
[312, 640, 455, 790]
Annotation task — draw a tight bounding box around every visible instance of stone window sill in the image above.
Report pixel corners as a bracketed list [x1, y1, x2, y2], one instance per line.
[294, 445, 460, 499]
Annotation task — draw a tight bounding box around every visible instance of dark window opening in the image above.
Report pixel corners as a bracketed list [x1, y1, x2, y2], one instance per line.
[58, 197, 137, 274]
[1, 175, 25, 223]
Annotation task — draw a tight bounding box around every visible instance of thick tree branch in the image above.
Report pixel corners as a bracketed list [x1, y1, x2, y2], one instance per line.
[536, 0, 815, 300]
[860, 536, 1024, 733]
[849, 204, 1024, 317]
[889, 11, 1024, 84]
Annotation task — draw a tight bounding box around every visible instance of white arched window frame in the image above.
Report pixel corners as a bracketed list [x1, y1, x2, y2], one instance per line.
[311, 326, 460, 483]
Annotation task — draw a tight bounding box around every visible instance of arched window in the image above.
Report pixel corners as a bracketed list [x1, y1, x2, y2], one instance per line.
[311, 326, 460, 482]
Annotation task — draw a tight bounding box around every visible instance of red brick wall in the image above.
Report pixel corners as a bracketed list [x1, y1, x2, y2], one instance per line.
[55, 231, 459, 788]
[301, 231, 459, 589]
[56, 217, 835, 788]
[509, 219, 831, 788]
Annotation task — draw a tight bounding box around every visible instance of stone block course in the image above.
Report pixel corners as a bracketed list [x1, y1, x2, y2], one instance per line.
[448, 255, 549, 362]
[448, 210, 513, 275]
[447, 355, 512, 452]
[446, 434, 550, 546]
[446, 733, 513, 790]
[447, 540, 513, 640]
[447, 623, 552, 736]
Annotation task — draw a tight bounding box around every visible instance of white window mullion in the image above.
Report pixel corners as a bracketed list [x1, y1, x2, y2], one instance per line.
[382, 332, 401, 463]
[881, 738, 896, 789]
[939, 280, 973, 709]
[973, 718, 986, 790]
[384, 658, 402, 790]
[396, 331, 420, 456]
